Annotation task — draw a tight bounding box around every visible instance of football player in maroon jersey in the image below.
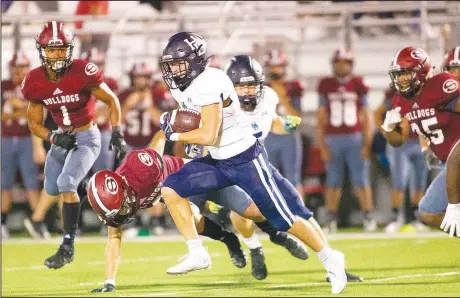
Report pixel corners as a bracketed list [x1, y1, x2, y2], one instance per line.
[374, 87, 429, 233]
[1, 52, 43, 238]
[317, 48, 375, 233]
[120, 62, 168, 235]
[382, 46, 460, 237]
[21, 21, 127, 269]
[443, 46, 460, 81]
[87, 131, 246, 292]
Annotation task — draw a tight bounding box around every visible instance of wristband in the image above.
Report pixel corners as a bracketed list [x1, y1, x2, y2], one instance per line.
[105, 279, 115, 286]
[170, 133, 180, 142]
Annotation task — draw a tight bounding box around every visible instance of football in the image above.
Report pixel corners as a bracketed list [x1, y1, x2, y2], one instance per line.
[170, 108, 201, 133]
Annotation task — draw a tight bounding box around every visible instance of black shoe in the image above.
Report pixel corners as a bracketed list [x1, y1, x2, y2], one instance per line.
[250, 247, 268, 280]
[270, 232, 309, 260]
[44, 244, 74, 269]
[224, 234, 247, 268]
[327, 271, 364, 283]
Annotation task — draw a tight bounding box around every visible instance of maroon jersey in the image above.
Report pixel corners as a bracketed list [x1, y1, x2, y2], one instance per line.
[267, 80, 304, 116]
[318, 76, 369, 135]
[392, 72, 460, 161]
[119, 88, 161, 148]
[21, 59, 104, 128]
[115, 148, 184, 210]
[97, 76, 119, 131]
[1, 80, 30, 137]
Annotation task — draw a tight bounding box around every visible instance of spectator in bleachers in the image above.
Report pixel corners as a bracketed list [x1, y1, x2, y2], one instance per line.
[74, 1, 111, 53]
[316, 48, 375, 233]
[374, 87, 429, 233]
[1, 52, 43, 238]
[262, 49, 305, 199]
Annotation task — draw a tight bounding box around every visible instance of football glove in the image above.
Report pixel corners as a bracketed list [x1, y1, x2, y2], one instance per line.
[91, 283, 115, 293]
[440, 203, 460, 237]
[160, 111, 175, 140]
[47, 131, 77, 150]
[422, 147, 442, 170]
[208, 201, 223, 214]
[109, 126, 127, 164]
[185, 144, 204, 159]
[381, 107, 402, 132]
[284, 115, 301, 133]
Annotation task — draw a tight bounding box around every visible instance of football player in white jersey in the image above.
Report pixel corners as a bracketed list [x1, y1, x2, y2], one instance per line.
[158, 32, 347, 294]
[193, 55, 362, 282]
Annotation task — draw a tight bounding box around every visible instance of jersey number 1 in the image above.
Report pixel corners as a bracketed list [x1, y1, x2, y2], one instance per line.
[410, 117, 444, 145]
[60, 106, 71, 125]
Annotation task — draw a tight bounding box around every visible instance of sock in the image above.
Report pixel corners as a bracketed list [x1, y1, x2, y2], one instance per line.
[317, 243, 334, 265]
[255, 220, 287, 244]
[411, 204, 420, 221]
[327, 211, 337, 222]
[151, 217, 161, 227]
[186, 239, 204, 252]
[159, 215, 166, 227]
[200, 217, 240, 251]
[243, 233, 262, 250]
[1, 212, 7, 225]
[62, 202, 81, 247]
[391, 207, 399, 222]
[364, 211, 373, 221]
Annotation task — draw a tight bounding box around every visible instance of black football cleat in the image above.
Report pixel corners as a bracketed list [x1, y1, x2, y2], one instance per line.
[327, 271, 364, 283]
[44, 244, 74, 269]
[270, 232, 309, 260]
[224, 234, 247, 268]
[250, 247, 268, 280]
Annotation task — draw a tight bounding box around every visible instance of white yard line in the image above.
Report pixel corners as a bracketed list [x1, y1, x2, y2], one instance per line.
[120, 288, 227, 297]
[1, 231, 448, 245]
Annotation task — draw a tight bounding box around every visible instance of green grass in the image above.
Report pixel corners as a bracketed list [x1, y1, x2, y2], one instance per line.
[2, 234, 460, 297]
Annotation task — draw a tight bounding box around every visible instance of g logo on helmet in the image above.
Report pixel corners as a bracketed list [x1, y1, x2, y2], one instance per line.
[85, 63, 98, 76]
[138, 152, 153, 166]
[105, 177, 118, 195]
[443, 79, 459, 93]
[410, 49, 426, 60]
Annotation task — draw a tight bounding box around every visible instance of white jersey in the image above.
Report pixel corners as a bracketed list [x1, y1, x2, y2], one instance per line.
[170, 67, 256, 159]
[241, 86, 279, 143]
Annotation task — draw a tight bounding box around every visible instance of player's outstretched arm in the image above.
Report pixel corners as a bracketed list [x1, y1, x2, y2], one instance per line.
[441, 139, 460, 237]
[92, 225, 122, 292]
[148, 131, 167, 155]
[174, 103, 222, 145]
[92, 82, 122, 128]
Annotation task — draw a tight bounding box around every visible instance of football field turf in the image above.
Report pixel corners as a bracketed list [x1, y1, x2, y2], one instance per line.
[2, 232, 460, 297]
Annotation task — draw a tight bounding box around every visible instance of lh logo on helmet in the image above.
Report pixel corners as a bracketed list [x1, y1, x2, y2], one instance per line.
[105, 177, 118, 195]
[184, 36, 206, 56]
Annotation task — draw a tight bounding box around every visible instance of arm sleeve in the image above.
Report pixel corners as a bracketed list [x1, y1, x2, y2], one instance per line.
[318, 95, 327, 107]
[359, 94, 369, 108]
[20, 73, 36, 102]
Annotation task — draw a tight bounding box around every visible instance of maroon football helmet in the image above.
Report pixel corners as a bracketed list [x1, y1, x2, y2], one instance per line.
[443, 46, 460, 72]
[389, 46, 432, 98]
[35, 21, 75, 74]
[87, 170, 137, 227]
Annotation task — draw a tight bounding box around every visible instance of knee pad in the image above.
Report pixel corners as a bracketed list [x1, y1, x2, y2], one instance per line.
[44, 179, 60, 196]
[57, 173, 78, 193]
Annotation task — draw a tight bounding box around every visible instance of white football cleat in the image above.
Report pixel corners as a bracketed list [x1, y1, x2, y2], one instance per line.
[326, 250, 347, 294]
[384, 220, 403, 233]
[167, 248, 211, 275]
[363, 218, 377, 232]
